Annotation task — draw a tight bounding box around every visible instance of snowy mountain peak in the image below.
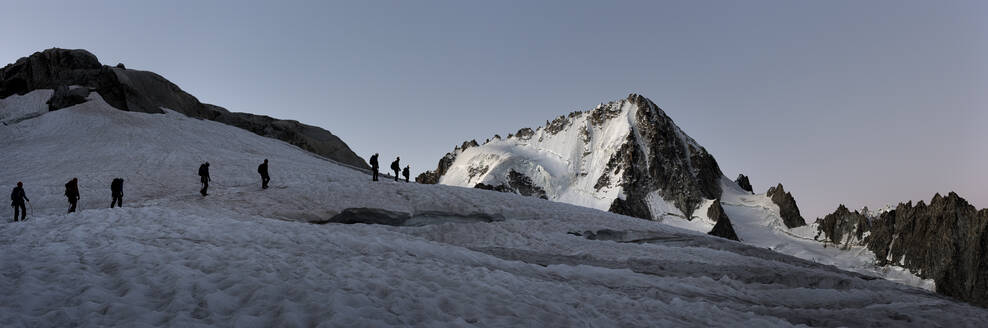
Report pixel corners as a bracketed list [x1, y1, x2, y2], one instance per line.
[418, 93, 724, 220]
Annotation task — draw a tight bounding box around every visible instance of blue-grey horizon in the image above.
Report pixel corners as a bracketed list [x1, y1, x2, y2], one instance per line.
[2, 0, 984, 219]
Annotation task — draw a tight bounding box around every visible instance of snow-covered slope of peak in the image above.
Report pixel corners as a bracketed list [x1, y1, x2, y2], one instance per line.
[2, 92, 987, 326]
[0, 89, 52, 125]
[419, 93, 937, 294]
[431, 94, 723, 220]
[415, 93, 954, 307]
[440, 103, 632, 212]
[659, 177, 935, 291]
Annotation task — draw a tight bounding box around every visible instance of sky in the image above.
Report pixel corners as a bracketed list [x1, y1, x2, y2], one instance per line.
[1, 0, 985, 219]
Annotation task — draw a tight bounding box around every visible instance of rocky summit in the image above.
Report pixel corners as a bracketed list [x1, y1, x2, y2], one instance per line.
[814, 204, 870, 248]
[0, 48, 368, 169]
[735, 174, 753, 193]
[766, 183, 806, 228]
[707, 199, 740, 241]
[417, 94, 726, 222]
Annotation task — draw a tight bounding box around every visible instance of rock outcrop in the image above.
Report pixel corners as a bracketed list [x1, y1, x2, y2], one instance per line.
[707, 200, 740, 241]
[866, 192, 988, 307]
[0, 48, 368, 169]
[415, 140, 479, 184]
[47, 85, 91, 111]
[473, 170, 548, 200]
[735, 174, 753, 193]
[813, 192, 988, 307]
[607, 94, 724, 219]
[766, 183, 806, 228]
[814, 204, 870, 247]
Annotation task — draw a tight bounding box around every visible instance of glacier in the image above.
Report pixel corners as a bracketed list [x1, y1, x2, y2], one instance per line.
[1, 91, 986, 326]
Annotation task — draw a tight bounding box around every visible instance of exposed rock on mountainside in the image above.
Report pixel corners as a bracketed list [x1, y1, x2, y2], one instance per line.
[416, 140, 479, 184]
[707, 200, 740, 241]
[418, 94, 724, 220]
[766, 183, 806, 228]
[735, 174, 753, 193]
[814, 204, 870, 247]
[867, 192, 988, 307]
[0, 48, 368, 169]
[473, 170, 548, 200]
[612, 94, 724, 219]
[814, 192, 988, 307]
[47, 85, 90, 111]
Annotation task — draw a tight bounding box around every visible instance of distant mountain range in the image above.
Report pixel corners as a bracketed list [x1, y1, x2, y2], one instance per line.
[2, 48, 985, 308]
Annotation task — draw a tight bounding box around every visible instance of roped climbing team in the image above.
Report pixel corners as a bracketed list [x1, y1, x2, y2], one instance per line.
[11, 155, 410, 221]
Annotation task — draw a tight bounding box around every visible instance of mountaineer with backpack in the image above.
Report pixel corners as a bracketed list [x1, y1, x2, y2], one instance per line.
[258, 159, 270, 189]
[65, 178, 80, 213]
[369, 153, 380, 181]
[198, 162, 211, 196]
[390, 157, 400, 182]
[110, 178, 124, 208]
[10, 182, 29, 221]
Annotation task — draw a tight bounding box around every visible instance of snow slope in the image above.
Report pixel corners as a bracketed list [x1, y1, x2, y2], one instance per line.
[0, 90, 52, 125]
[431, 94, 935, 292]
[1, 92, 986, 327]
[439, 102, 633, 211]
[660, 178, 935, 291]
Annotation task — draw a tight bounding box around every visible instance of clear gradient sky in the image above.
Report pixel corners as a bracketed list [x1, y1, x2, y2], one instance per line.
[2, 0, 985, 219]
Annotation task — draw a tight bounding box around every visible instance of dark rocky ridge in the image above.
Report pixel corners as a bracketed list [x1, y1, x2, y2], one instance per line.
[869, 193, 988, 307]
[0, 48, 368, 169]
[766, 183, 806, 228]
[607, 94, 724, 219]
[814, 204, 870, 248]
[815, 192, 988, 307]
[735, 174, 753, 193]
[707, 200, 740, 241]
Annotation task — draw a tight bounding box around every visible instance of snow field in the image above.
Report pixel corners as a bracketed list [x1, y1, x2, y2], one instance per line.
[1, 91, 986, 327]
[440, 100, 634, 211]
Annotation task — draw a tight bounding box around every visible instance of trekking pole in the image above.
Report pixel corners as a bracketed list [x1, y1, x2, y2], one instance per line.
[27, 200, 33, 219]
